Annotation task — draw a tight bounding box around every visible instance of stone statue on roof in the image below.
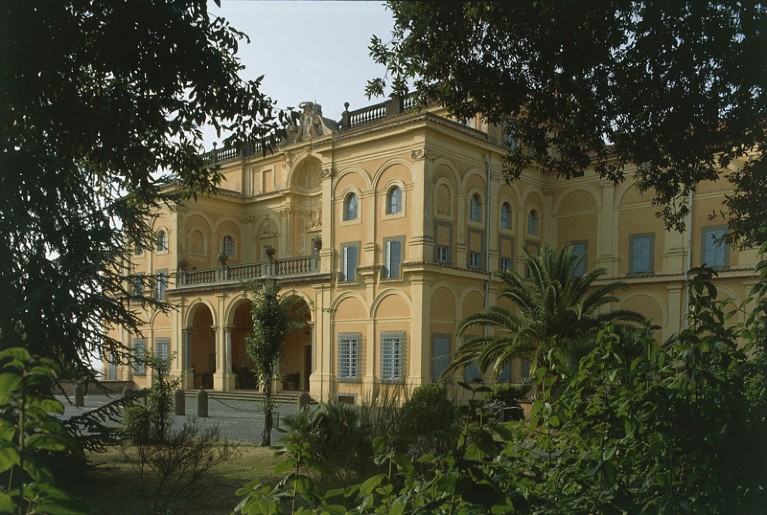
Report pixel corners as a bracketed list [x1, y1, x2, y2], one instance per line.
[285, 101, 339, 144]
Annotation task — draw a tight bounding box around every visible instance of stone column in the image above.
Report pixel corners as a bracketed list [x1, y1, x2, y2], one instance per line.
[223, 326, 235, 391]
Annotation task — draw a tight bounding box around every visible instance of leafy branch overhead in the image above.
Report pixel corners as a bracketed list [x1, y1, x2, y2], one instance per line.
[369, 1, 767, 244]
[0, 1, 285, 375]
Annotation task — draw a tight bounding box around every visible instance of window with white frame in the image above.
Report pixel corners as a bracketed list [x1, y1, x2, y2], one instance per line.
[155, 337, 170, 362]
[338, 333, 360, 380]
[155, 271, 168, 299]
[133, 339, 147, 375]
[431, 335, 451, 381]
[629, 234, 654, 274]
[343, 192, 358, 221]
[156, 230, 168, 252]
[341, 243, 358, 282]
[223, 235, 235, 258]
[702, 226, 727, 268]
[499, 235, 514, 273]
[527, 209, 539, 235]
[386, 186, 402, 214]
[436, 245, 450, 264]
[569, 241, 587, 277]
[380, 331, 405, 381]
[468, 251, 481, 269]
[383, 238, 403, 279]
[500, 202, 511, 229]
[470, 193, 482, 222]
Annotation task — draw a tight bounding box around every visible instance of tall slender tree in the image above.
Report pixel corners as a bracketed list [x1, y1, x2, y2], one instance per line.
[246, 281, 308, 446]
[450, 245, 645, 379]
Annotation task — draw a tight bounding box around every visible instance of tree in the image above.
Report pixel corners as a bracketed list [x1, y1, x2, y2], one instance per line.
[0, 1, 284, 377]
[246, 281, 307, 446]
[368, 1, 767, 244]
[450, 245, 644, 379]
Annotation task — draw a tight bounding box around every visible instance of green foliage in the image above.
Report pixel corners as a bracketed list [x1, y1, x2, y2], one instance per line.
[399, 384, 457, 456]
[0, 0, 284, 381]
[452, 244, 644, 380]
[369, 1, 766, 243]
[235, 261, 767, 513]
[246, 281, 308, 446]
[0, 348, 88, 514]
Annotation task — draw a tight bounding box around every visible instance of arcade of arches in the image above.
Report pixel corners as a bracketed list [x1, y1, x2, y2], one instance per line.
[184, 297, 312, 392]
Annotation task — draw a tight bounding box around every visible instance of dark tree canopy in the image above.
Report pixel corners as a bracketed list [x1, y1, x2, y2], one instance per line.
[0, 1, 283, 375]
[369, 1, 767, 244]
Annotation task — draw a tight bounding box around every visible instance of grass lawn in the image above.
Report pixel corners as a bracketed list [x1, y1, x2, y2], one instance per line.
[62, 442, 282, 514]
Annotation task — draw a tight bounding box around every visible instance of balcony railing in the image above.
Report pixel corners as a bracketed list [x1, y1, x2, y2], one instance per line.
[176, 256, 321, 288]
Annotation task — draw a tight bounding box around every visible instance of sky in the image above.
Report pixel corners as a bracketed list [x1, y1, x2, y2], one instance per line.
[205, 0, 396, 147]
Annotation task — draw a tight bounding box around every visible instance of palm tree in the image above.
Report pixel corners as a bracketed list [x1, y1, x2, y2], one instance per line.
[449, 244, 644, 380]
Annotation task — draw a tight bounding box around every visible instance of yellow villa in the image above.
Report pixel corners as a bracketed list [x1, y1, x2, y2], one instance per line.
[105, 97, 760, 403]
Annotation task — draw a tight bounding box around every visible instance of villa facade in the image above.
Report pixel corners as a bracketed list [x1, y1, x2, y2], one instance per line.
[105, 97, 760, 403]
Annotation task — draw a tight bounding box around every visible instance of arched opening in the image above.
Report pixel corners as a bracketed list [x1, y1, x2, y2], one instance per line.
[189, 304, 215, 389]
[280, 296, 313, 391]
[231, 301, 256, 389]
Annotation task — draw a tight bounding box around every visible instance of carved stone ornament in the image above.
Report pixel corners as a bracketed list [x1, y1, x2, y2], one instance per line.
[320, 166, 333, 179]
[411, 148, 425, 161]
[286, 102, 336, 143]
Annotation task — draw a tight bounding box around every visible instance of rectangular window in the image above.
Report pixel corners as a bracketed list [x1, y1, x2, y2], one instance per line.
[380, 331, 405, 381]
[498, 362, 511, 382]
[133, 339, 147, 375]
[338, 333, 360, 380]
[464, 362, 482, 382]
[436, 245, 450, 264]
[132, 273, 145, 299]
[702, 226, 727, 268]
[431, 335, 451, 381]
[569, 240, 587, 277]
[629, 234, 654, 274]
[467, 228, 483, 269]
[341, 243, 358, 281]
[434, 221, 452, 264]
[155, 337, 170, 362]
[383, 238, 403, 279]
[468, 251, 481, 269]
[155, 271, 168, 299]
[499, 236, 514, 273]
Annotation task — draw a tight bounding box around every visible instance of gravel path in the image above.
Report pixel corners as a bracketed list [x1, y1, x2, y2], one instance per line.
[55, 393, 301, 444]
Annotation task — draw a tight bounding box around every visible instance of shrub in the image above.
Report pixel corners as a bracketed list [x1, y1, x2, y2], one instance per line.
[132, 421, 238, 514]
[483, 383, 529, 422]
[399, 383, 457, 455]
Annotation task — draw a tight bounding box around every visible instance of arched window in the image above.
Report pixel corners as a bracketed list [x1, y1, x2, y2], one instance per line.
[500, 202, 511, 229]
[223, 235, 235, 257]
[527, 209, 539, 235]
[343, 192, 358, 221]
[386, 186, 402, 214]
[155, 230, 167, 252]
[470, 194, 482, 222]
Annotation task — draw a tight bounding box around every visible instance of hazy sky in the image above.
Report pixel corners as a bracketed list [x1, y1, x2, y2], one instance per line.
[207, 0, 395, 146]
